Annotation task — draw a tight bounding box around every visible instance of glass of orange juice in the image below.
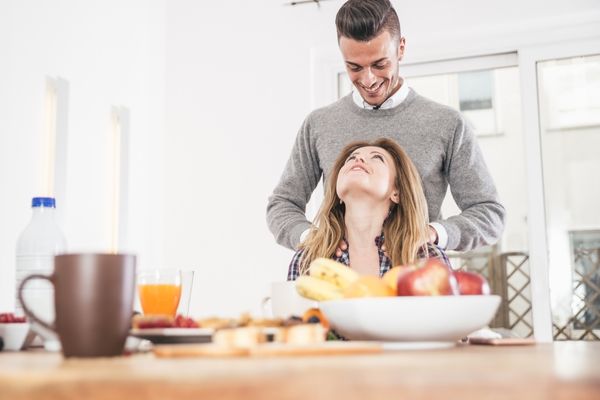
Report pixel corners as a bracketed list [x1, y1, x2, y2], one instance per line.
[137, 269, 182, 317]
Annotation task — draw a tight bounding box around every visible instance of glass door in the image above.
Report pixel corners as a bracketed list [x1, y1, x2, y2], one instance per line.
[407, 63, 533, 338]
[537, 54, 600, 340]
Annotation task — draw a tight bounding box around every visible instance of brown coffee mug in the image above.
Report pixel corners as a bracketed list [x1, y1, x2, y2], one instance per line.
[18, 253, 136, 357]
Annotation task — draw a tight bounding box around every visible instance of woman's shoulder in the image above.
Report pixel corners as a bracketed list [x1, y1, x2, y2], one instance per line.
[287, 248, 306, 281]
[418, 243, 452, 267]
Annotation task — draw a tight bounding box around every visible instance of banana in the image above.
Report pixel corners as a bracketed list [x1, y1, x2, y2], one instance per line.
[295, 275, 343, 301]
[309, 258, 359, 290]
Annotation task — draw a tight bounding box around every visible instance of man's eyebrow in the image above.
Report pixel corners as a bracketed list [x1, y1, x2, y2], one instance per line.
[371, 58, 388, 65]
[346, 58, 388, 68]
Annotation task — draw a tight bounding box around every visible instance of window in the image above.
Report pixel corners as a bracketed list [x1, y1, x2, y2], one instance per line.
[109, 106, 130, 253]
[42, 77, 69, 222]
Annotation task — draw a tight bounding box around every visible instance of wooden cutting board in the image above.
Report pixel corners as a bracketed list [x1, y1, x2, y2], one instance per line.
[251, 341, 382, 356]
[153, 344, 250, 358]
[153, 341, 382, 358]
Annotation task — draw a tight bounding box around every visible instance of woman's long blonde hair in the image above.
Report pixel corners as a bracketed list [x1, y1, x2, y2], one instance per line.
[299, 138, 429, 275]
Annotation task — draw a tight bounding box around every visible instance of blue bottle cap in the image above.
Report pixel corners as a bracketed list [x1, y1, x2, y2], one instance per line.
[32, 197, 56, 208]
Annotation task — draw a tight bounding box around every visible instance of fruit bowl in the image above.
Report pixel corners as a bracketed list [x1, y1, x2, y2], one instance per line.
[0, 322, 30, 351]
[319, 295, 501, 347]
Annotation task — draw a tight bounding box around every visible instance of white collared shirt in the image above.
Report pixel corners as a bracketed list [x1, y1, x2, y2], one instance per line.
[352, 79, 410, 110]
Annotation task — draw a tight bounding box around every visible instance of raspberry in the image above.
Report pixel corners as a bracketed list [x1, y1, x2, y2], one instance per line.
[172, 315, 198, 328]
[0, 313, 28, 324]
[185, 318, 198, 328]
[0, 313, 15, 323]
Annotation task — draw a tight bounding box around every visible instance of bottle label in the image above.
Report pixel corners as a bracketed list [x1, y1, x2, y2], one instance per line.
[15, 255, 55, 319]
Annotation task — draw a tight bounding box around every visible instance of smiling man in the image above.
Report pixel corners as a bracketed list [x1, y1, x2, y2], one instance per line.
[267, 0, 505, 255]
[339, 20, 403, 109]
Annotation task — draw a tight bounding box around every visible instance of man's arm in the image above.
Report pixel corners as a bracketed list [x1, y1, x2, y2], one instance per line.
[438, 115, 506, 251]
[267, 116, 322, 250]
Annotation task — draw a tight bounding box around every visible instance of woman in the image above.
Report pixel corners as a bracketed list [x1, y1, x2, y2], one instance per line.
[288, 138, 449, 280]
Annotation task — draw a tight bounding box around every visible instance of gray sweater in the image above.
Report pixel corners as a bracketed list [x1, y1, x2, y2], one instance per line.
[267, 89, 505, 251]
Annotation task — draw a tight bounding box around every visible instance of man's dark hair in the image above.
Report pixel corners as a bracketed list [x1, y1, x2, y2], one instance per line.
[335, 0, 401, 42]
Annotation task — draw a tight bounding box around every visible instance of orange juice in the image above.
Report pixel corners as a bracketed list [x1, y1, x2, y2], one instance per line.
[138, 284, 182, 317]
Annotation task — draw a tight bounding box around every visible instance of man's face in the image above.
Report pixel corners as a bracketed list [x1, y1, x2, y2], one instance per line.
[339, 30, 405, 106]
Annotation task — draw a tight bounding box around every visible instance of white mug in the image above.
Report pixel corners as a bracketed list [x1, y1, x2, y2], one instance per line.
[263, 281, 318, 319]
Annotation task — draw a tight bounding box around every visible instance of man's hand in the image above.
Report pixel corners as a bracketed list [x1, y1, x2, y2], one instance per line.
[428, 225, 439, 244]
[335, 240, 348, 258]
[334, 227, 438, 258]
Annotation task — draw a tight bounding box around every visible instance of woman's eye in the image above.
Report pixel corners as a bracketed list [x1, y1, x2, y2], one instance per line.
[373, 155, 384, 161]
[346, 155, 356, 163]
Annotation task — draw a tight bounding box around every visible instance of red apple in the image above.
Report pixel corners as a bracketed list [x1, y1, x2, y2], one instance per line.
[396, 258, 459, 296]
[454, 271, 491, 295]
[382, 265, 417, 291]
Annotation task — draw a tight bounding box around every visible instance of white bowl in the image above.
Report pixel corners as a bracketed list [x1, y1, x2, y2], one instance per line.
[0, 323, 31, 351]
[320, 295, 500, 346]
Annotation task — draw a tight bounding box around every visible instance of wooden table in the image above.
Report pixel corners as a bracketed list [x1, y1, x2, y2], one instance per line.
[1, 341, 599, 400]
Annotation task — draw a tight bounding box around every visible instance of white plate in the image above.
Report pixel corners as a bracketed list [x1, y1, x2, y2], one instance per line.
[129, 327, 282, 344]
[130, 328, 214, 344]
[320, 295, 501, 345]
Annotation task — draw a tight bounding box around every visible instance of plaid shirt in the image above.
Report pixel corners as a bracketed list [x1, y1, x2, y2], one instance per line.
[287, 235, 451, 281]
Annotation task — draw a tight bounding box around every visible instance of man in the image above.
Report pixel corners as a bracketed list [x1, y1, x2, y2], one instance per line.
[267, 0, 505, 254]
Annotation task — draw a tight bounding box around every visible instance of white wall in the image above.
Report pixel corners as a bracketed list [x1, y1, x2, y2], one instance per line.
[1, 0, 598, 318]
[163, 0, 338, 317]
[0, 0, 166, 311]
[164, 0, 600, 317]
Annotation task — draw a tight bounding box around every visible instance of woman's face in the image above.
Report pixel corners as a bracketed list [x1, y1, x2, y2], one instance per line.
[336, 146, 399, 205]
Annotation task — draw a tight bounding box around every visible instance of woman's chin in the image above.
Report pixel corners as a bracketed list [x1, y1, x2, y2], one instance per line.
[338, 188, 391, 204]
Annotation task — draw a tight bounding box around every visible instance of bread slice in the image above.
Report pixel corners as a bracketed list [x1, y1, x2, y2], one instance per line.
[212, 326, 267, 349]
[282, 323, 327, 345]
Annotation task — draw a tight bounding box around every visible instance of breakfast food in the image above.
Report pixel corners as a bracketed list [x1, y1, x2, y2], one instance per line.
[197, 314, 288, 330]
[309, 258, 359, 290]
[281, 323, 326, 345]
[295, 257, 491, 300]
[195, 317, 238, 330]
[382, 265, 415, 291]
[212, 326, 267, 348]
[138, 283, 182, 317]
[396, 258, 460, 296]
[0, 313, 27, 323]
[132, 314, 198, 329]
[174, 315, 200, 328]
[213, 323, 326, 348]
[294, 258, 364, 301]
[295, 275, 343, 301]
[302, 308, 329, 329]
[454, 270, 491, 295]
[342, 276, 395, 298]
[132, 315, 173, 329]
[133, 312, 305, 331]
